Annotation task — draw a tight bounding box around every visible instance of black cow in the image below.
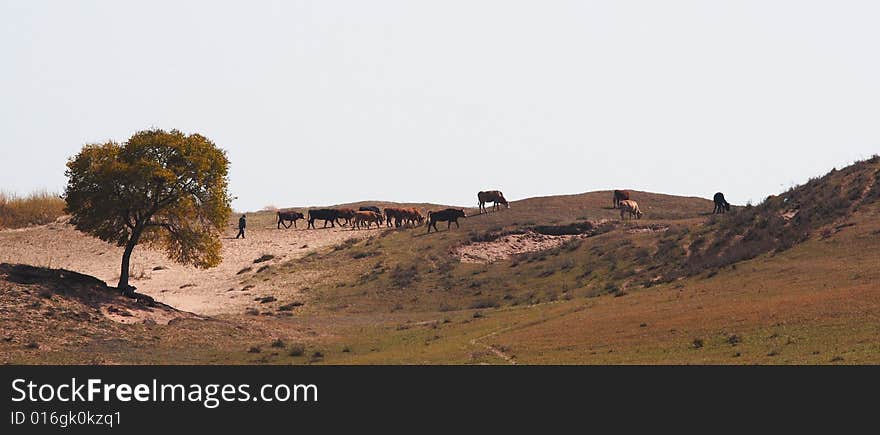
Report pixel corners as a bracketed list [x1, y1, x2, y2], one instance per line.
[359, 206, 381, 214]
[426, 208, 467, 233]
[307, 209, 340, 229]
[713, 192, 731, 214]
[277, 211, 305, 229]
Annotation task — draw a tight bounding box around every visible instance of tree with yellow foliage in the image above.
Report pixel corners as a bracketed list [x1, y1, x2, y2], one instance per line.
[64, 129, 232, 293]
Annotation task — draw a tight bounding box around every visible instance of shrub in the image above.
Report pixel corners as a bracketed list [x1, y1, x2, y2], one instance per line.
[604, 283, 621, 295]
[538, 269, 555, 278]
[0, 190, 65, 229]
[333, 239, 358, 251]
[278, 301, 304, 311]
[254, 254, 274, 263]
[469, 298, 500, 309]
[390, 264, 419, 288]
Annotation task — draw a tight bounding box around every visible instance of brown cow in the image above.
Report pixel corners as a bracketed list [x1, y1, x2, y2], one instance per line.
[352, 211, 383, 229]
[619, 200, 642, 220]
[335, 208, 357, 227]
[384, 207, 405, 227]
[613, 190, 630, 209]
[399, 208, 424, 227]
[381, 207, 422, 228]
[478, 190, 509, 213]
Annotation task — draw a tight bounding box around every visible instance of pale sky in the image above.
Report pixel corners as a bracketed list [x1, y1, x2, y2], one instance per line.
[1, 1, 878, 211]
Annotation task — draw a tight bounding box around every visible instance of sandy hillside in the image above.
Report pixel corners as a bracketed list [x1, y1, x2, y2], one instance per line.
[0, 212, 372, 315]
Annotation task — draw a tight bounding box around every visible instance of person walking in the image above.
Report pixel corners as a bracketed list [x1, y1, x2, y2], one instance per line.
[236, 214, 247, 239]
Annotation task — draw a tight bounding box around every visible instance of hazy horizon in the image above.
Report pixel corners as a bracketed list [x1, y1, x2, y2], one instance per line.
[2, 1, 878, 211]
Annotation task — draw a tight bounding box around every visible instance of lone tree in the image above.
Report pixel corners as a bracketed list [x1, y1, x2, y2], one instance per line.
[64, 129, 232, 293]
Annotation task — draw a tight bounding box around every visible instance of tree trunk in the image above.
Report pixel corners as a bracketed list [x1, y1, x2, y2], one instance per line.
[118, 241, 135, 292]
[118, 225, 144, 294]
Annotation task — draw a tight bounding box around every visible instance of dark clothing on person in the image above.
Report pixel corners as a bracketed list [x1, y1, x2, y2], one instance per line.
[236, 216, 246, 239]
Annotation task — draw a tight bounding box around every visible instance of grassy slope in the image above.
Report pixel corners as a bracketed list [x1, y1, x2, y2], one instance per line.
[298, 199, 880, 364]
[251, 159, 880, 364]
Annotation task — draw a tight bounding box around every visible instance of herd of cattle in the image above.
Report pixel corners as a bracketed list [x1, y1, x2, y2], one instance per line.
[276, 205, 467, 233]
[274, 189, 733, 233]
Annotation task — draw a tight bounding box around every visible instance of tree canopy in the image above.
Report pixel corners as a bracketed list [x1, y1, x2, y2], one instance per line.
[64, 129, 232, 291]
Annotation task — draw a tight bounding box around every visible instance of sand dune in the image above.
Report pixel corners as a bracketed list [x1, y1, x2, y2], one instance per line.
[0, 214, 370, 315]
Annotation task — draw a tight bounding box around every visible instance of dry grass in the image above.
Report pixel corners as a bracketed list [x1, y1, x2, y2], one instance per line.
[0, 190, 65, 229]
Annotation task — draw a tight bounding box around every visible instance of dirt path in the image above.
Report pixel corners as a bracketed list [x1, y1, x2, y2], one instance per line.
[470, 329, 518, 365]
[0, 217, 371, 315]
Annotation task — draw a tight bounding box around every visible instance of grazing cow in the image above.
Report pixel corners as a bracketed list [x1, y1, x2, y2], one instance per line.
[307, 209, 340, 229]
[713, 192, 731, 214]
[353, 211, 383, 229]
[276, 210, 305, 229]
[426, 208, 467, 233]
[399, 208, 424, 227]
[478, 190, 510, 213]
[613, 190, 630, 209]
[359, 206, 381, 214]
[619, 200, 642, 220]
[335, 208, 357, 227]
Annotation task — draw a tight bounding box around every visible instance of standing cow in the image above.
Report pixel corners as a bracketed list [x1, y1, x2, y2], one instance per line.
[619, 200, 642, 220]
[613, 190, 630, 209]
[713, 192, 731, 214]
[427, 208, 467, 233]
[334, 208, 357, 227]
[276, 210, 305, 229]
[384, 207, 404, 227]
[353, 210, 383, 229]
[307, 209, 340, 229]
[399, 208, 424, 227]
[478, 190, 509, 214]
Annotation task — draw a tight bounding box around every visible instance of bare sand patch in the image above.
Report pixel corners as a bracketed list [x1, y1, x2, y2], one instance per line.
[456, 231, 586, 264]
[0, 216, 373, 315]
[625, 224, 670, 234]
